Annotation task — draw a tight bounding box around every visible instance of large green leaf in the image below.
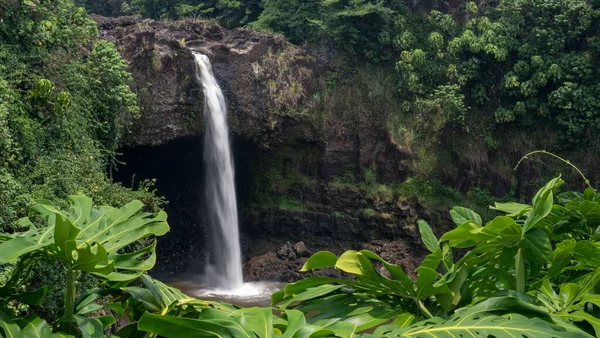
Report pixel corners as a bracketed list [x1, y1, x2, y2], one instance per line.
[524, 177, 563, 231]
[490, 202, 531, 217]
[537, 268, 600, 336]
[417, 220, 438, 253]
[275, 250, 451, 331]
[449, 206, 482, 226]
[523, 228, 553, 265]
[0, 312, 75, 338]
[439, 221, 487, 248]
[360, 297, 589, 338]
[300, 251, 339, 271]
[138, 308, 355, 338]
[0, 195, 170, 282]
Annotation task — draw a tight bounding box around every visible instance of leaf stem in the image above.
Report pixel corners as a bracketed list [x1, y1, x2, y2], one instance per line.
[63, 267, 77, 333]
[515, 247, 525, 293]
[418, 300, 434, 319]
[515, 150, 592, 189]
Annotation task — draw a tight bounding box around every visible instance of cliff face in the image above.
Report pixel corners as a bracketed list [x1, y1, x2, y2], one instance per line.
[95, 15, 318, 147]
[97, 16, 421, 279]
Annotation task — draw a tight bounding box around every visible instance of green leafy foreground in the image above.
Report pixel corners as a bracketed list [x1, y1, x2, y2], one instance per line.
[0, 177, 599, 337]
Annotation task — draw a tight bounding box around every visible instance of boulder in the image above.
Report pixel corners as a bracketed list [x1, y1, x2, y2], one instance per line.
[293, 241, 311, 257]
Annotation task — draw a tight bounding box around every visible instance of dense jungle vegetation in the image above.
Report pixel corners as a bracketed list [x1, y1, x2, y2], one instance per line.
[76, 0, 600, 201]
[0, 0, 599, 337]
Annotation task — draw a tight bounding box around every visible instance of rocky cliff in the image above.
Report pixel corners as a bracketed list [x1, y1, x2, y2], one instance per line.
[96, 16, 427, 280]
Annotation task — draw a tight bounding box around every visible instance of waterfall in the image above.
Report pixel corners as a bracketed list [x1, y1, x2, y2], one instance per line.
[194, 53, 243, 290]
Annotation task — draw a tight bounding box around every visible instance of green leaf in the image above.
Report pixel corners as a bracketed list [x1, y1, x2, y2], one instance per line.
[0, 311, 23, 338]
[440, 221, 487, 248]
[523, 228, 552, 265]
[490, 202, 531, 217]
[417, 220, 438, 252]
[391, 313, 416, 328]
[549, 239, 576, 278]
[525, 177, 563, 231]
[554, 311, 600, 337]
[498, 220, 522, 247]
[300, 251, 338, 271]
[114, 324, 145, 338]
[138, 313, 255, 338]
[18, 316, 54, 338]
[573, 241, 600, 267]
[13, 286, 48, 306]
[74, 316, 108, 338]
[0, 237, 46, 265]
[335, 250, 376, 277]
[138, 309, 356, 338]
[366, 297, 586, 338]
[0, 313, 72, 338]
[450, 206, 482, 226]
[0, 195, 170, 282]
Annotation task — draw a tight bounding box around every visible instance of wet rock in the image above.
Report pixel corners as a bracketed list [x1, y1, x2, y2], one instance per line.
[243, 252, 302, 282]
[294, 241, 311, 257]
[288, 251, 297, 261]
[276, 243, 294, 260]
[362, 240, 423, 279]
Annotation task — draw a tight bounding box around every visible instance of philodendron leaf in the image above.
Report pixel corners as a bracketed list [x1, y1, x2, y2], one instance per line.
[137, 312, 263, 338]
[523, 228, 553, 265]
[137, 274, 194, 312]
[418, 220, 438, 253]
[0, 313, 72, 338]
[75, 315, 112, 338]
[18, 315, 54, 338]
[335, 250, 377, 277]
[0, 195, 170, 282]
[363, 297, 588, 338]
[573, 241, 600, 267]
[498, 219, 522, 247]
[0, 232, 51, 264]
[0, 310, 22, 338]
[525, 177, 564, 231]
[392, 313, 416, 328]
[300, 251, 338, 271]
[139, 309, 356, 338]
[13, 286, 49, 306]
[440, 221, 487, 248]
[490, 202, 531, 217]
[450, 206, 482, 226]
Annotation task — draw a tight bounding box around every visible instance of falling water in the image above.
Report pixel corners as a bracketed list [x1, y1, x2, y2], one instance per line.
[194, 53, 243, 290]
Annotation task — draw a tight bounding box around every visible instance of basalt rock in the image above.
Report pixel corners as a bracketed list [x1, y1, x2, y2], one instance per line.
[243, 238, 424, 282]
[93, 15, 318, 147]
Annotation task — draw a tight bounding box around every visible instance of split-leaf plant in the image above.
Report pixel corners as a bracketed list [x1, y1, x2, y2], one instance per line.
[273, 176, 600, 337]
[0, 195, 353, 338]
[80, 272, 356, 337]
[0, 195, 169, 336]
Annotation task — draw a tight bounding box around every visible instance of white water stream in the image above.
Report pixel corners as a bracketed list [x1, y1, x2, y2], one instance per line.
[194, 53, 243, 290]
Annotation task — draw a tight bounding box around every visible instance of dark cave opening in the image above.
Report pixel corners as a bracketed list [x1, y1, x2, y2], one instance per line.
[113, 135, 260, 277]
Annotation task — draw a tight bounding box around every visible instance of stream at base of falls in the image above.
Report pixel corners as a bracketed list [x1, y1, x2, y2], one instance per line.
[166, 275, 283, 307]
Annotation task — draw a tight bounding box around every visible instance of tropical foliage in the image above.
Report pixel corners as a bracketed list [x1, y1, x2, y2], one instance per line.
[1, 0, 600, 336]
[1, 177, 598, 337]
[75, 0, 600, 185]
[0, 0, 163, 231]
[271, 176, 600, 337]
